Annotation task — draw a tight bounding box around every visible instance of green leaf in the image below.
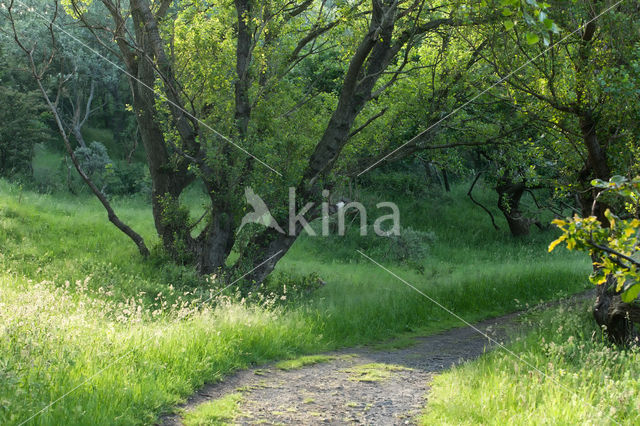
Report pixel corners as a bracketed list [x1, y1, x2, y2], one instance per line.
[611, 175, 627, 185]
[526, 32, 540, 44]
[543, 18, 554, 30]
[538, 11, 547, 23]
[504, 20, 515, 30]
[591, 179, 608, 188]
[501, 8, 514, 16]
[621, 283, 640, 303]
[523, 13, 535, 26]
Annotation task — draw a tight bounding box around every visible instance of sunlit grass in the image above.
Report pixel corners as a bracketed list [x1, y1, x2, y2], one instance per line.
[0, 178, 593, 425]
[275, 354, 336, 370]
[182, 393, 243, 426]
[421, 302, 640, 425]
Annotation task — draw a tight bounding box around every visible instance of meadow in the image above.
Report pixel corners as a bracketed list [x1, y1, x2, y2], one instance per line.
[0, 159, 592, 425]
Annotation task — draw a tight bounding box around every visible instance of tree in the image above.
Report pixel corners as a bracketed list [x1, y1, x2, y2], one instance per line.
[6, 0, 151, 256]
[0, 13, 55, 178]
[482, 0, 640, 338]
[9, 0, 489, 284]
[550, 176, 640, 343]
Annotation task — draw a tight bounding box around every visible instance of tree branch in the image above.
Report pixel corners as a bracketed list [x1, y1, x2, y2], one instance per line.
[468, 172, 500, 231]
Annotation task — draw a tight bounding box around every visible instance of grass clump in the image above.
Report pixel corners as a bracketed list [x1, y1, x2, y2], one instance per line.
[342, 363, 412, 382]
[421, 302, 640, 425]
[275, 354, 336, 371]
[182, 393, 243, 426]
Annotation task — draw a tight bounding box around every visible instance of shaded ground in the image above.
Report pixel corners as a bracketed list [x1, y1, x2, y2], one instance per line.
[161, 311, 525, 425]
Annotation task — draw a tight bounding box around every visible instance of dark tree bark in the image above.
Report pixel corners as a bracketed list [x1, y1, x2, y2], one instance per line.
[593, 276, 640, 344]
[441, 168, 451, 192]
[468, 172, 500, 231]
[496, 178, 532, 237]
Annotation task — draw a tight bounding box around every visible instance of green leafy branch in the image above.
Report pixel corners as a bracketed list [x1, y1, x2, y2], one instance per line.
[500, 0, 560, 46]
[549, 176, 640, 303]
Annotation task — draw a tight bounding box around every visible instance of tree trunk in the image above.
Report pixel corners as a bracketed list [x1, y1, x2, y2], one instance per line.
[235, 227, 299, 285]
[593, 275, 640, 344]
[195, 207, 236, 275]
[496, 179, 531, 237]
[441, 168, 450, 192]
[127, 0, 195, 254]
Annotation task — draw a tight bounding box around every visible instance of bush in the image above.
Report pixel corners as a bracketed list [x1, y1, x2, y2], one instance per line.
[311, 221, 436, 271]
[70, 142, 150, 196]
[107, 162, 149, 196]
[72, 141, 112, 192]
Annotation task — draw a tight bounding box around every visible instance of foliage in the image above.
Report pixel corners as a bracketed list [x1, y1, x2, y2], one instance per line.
[0, 85, 50, 179]
[74, 141, 112, 181]
[550, 176, 640, 303]
[107, 161, 150, 196]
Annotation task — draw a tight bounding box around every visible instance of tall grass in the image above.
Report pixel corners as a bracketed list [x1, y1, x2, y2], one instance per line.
[0, 178, 591, 425]
[421, 302, 640, 425]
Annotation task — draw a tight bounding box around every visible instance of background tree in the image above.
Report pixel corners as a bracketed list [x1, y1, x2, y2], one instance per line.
[479, 0, 640, 339]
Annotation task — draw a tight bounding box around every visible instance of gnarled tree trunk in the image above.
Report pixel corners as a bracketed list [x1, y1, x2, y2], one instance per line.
[496, 179, 532, 237]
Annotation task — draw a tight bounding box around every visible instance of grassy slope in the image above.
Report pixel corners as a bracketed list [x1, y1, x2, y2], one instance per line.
[421, 301, 640, 425]
[0, 177, 590, 425]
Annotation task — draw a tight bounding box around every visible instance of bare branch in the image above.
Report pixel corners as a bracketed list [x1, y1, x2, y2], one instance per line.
[7, 0, 150, 257]
[468, 172, 500, 231]
[349, 107, 388, 138]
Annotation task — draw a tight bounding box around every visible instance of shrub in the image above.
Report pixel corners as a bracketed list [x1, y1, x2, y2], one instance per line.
[71, 142, 150, 196]
[107, 161, 149, 196]
[72, 141, 112, 191]
[311, 221, 436, 271]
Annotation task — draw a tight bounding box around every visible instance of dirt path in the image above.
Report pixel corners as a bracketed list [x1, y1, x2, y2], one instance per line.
[161, 311, 526, 425]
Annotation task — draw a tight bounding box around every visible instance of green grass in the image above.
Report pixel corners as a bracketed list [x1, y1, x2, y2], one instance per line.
[421, 301, 640, 425]
[182, 393, 243, 426]
[0, 178, 592, 425]
[342, 363, 412, 382]
[275, 354, 336, 370]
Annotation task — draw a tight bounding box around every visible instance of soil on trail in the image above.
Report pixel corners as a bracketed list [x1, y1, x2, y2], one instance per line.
[161, 312, 524, 425]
